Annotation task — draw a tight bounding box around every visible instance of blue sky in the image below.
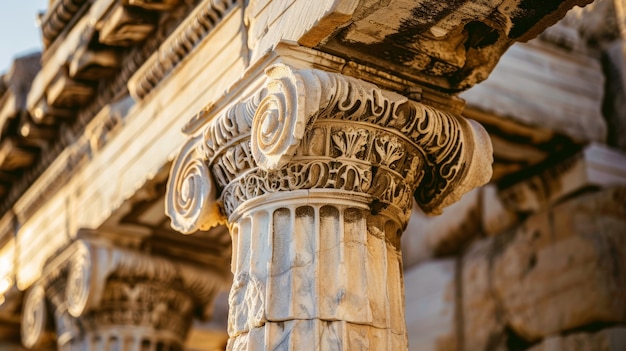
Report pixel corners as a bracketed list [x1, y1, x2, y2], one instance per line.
[0, 1, 48, 74]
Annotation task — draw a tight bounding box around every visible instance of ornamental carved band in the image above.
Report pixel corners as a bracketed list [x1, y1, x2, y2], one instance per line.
[166, 64, 492, 231]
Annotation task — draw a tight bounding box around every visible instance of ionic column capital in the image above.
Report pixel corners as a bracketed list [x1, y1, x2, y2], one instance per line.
[166, 64, 492, 230]
[21, 237, 228, 349]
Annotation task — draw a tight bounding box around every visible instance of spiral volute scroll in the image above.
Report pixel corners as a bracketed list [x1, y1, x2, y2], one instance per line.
[21, 285, 53, 349]
[251, 64, 315, 171]
[166, 135, 223, 234]
[66, 247, 93, 318]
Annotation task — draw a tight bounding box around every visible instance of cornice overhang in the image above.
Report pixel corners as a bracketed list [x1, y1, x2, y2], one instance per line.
[298, 0, 595, 92]
[1, 0, 229, 214]
[128, 0, 238, 100]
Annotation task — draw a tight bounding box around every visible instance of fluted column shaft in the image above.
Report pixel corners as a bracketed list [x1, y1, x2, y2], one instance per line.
[227, 193, 406, 349]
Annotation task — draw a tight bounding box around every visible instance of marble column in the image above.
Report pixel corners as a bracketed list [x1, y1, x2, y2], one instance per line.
[166, 64, 492, 349]
[20, 238, 227, 350]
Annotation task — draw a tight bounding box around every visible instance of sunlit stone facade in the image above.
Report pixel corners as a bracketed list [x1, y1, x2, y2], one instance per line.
[0, 0, 625, 350]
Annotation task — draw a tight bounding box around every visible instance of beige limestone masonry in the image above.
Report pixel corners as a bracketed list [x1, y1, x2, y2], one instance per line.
[528, 326, 626, 351]
[485, 144, 626, 236]
[460, 39, 606, 144]
[403, 144, 626, 266]
[402, 188, 481, 266]
[462, 237, 506, 351]
[526, 327, 626, 351]
[460, 186, 626, 348]
[492, 186, 626, 341]
[404, 259, 457, 351]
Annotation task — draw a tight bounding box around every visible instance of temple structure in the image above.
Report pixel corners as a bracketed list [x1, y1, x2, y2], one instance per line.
[0, 0, 625, 350]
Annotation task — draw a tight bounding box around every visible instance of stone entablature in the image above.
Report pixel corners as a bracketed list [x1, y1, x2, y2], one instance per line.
[1, 0, 238, 217]
[20, 236, 228, 350]
[40, 0, 90, 49]
[2, 4, 249, 294]
[0, 54, 42, 197]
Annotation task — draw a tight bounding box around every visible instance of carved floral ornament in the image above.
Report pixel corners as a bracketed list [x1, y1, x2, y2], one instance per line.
[20, 239, 227, 348]
[166, 64, 493, 233]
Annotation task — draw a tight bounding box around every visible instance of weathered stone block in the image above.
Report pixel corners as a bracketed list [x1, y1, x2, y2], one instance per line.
[492, 186, 626, 341]
[480, 144, 626, 237]
[461, 237, 506, 351]
[404, 259, 456, 351]
[460, 40, 606, 144]
[98, 5, 157, 47]
[403, 188, 481, 267]
[604, 40, 626, 152]
[499, 144, 626, 215]
[527, 327, 626, 351]
[481, 184, 518, 236]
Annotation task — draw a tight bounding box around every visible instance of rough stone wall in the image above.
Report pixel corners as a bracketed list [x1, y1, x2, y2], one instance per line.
[402, 3, 626, 350]
[404, 185, 626, 351]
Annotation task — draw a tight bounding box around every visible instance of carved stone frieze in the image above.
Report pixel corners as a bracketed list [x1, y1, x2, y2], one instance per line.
[68, 45, 121, 81]
[46, 69, 95, 109]
[2, 0, 200, 216]
[20, 237, 229, 350]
